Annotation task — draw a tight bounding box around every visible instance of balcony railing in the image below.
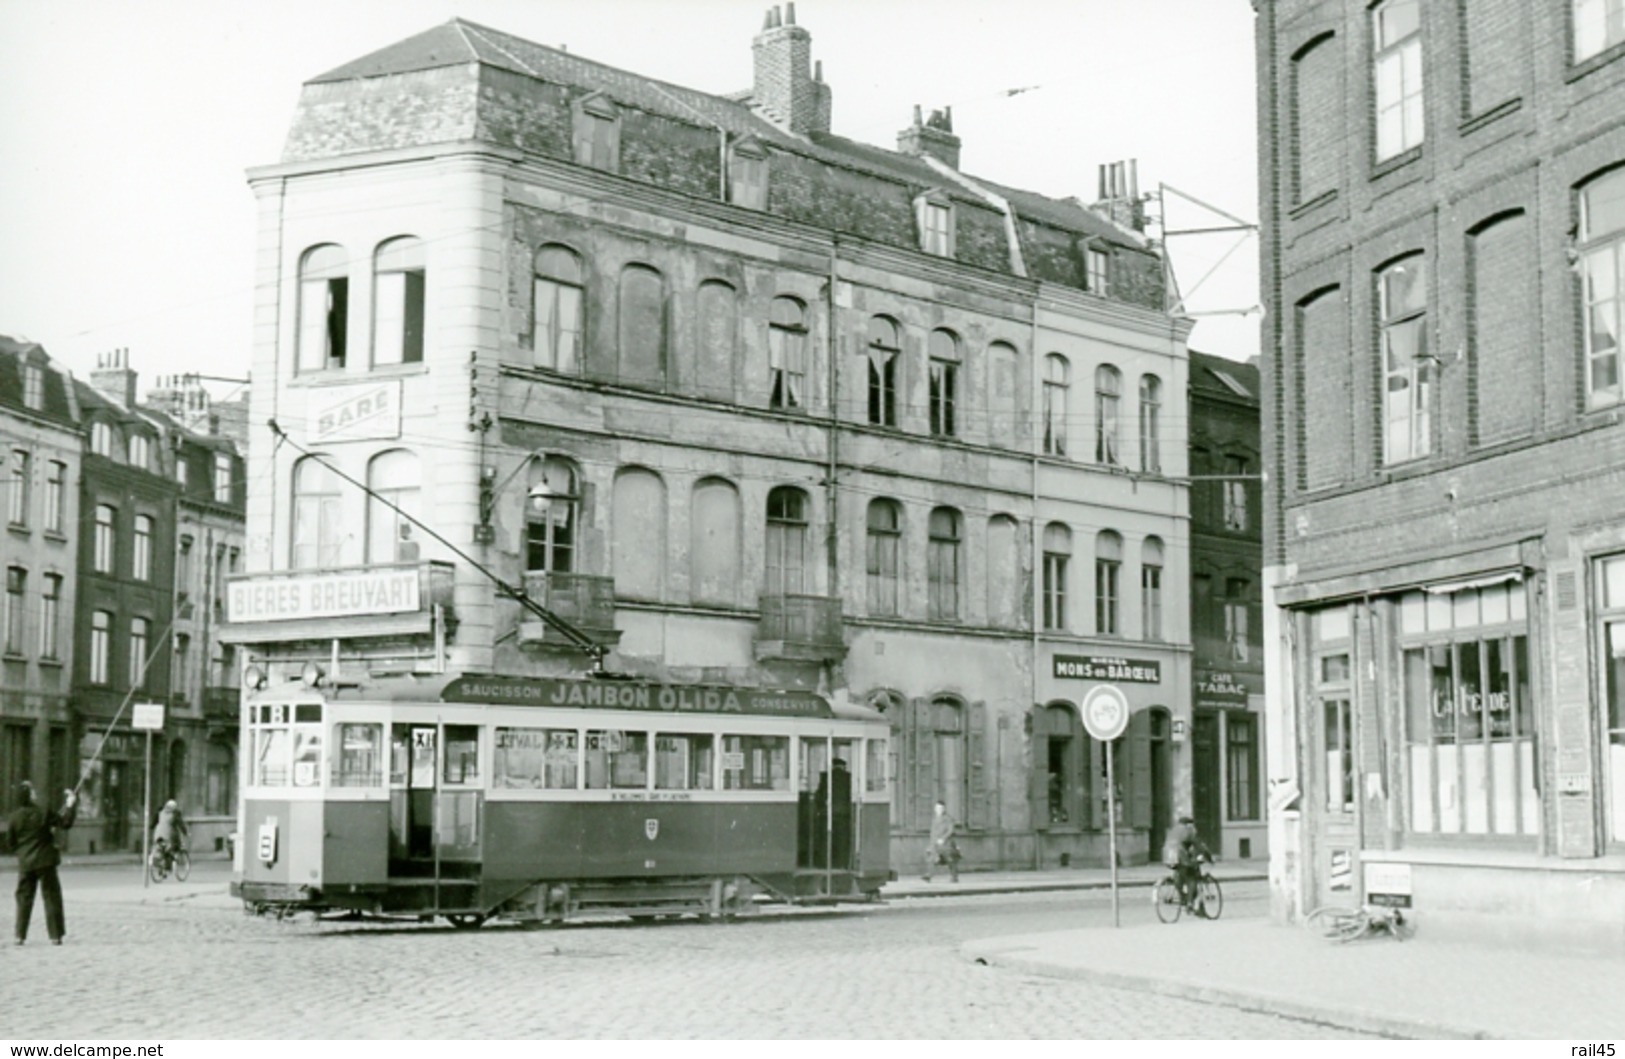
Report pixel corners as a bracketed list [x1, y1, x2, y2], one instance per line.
[755, 593, 846, 662]
[517, 571, 622, 649]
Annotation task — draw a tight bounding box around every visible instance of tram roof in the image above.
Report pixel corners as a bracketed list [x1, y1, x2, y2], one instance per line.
[295, 673, 886, 722]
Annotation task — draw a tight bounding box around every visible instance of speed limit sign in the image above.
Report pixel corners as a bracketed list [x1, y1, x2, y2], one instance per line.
[1081, 684, 1130, 742]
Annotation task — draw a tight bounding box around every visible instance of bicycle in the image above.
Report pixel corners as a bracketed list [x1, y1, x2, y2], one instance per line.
[148, 842, 192, 884]
[1153, 859, 1223, 923]
[1304, 903, 1411, 943]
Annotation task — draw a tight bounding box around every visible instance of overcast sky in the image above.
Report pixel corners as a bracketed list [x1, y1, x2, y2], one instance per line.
[0, 0, 1261, 394]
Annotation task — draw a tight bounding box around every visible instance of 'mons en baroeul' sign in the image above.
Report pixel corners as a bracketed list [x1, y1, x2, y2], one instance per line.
[1053, 653, 1162, 684]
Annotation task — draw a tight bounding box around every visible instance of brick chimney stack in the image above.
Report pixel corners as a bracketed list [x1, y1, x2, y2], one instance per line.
[1095, 159, 1147, 233]
[751, 4, 830, 135]
[90, 346, 138, 408]
[897, 104, 962, 170]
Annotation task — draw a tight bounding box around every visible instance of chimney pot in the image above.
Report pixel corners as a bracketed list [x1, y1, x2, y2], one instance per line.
[786, 2, 796, 25]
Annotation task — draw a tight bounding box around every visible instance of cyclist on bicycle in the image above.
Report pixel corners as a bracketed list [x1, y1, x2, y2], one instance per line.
[152, 799, 189, 862]
[1171, 815, 1212, 906]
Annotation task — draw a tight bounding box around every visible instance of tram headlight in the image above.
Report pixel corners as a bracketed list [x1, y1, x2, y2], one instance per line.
[242, 664, 267, 691]
[299, 661, 325, 688]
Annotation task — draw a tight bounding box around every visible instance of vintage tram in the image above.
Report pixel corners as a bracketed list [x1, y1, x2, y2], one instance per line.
[233, 672, 891, 924]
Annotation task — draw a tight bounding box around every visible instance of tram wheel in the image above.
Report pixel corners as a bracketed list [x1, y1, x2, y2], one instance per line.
[445, 913, 487, 930]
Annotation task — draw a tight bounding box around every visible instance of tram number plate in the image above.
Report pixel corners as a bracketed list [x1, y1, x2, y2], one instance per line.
[722, 752, 745, 771]
[413, 730, 436, 749]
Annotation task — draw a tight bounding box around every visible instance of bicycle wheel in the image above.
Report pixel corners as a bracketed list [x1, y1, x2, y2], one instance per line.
[148, 851, 169, 884]
[1195, 875, 1223, 920]
[173, 849, 191, 882]
[1304, 906, 1361, 941]
[1153, 876, 1183, 923]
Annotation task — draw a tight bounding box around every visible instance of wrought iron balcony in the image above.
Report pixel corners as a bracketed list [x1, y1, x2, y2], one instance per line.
[517, 571, 622, 649]
[755, 593, 846, 662]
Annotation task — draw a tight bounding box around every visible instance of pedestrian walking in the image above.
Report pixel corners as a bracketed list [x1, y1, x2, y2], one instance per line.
[9, 781, 78, 946]
[923, 799, 959, 883]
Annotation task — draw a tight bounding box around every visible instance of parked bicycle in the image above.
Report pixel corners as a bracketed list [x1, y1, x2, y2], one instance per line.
[148, 841, 191, 884]
[1153, 859, 1223, 922]
[1304, 903, 1411, 942]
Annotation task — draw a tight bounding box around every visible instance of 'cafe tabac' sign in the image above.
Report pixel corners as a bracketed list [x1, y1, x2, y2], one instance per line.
[1196, 669, 1250, 709]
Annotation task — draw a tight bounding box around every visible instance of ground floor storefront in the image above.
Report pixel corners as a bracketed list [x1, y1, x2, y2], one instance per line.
[1268, 537, 1625, 950]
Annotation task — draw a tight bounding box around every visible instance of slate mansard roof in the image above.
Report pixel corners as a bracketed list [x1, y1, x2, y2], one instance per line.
[283, 18, 1159, 301]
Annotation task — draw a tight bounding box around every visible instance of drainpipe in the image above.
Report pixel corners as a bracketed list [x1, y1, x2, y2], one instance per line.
[1030, 290, 1043, 870]
[826, 237, 841, 606]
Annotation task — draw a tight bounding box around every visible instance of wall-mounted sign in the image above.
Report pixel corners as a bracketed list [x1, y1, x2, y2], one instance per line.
[1196, 669, 1250, 709]
[1364, 861, 1413, 908]
[1054, 653, 1161, 684]
[131, 703, 165, 731]
[228, 568, 421, 623]
[312, 380, 402, 443]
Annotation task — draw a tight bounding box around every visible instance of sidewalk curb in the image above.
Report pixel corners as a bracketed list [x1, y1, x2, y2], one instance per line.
[887, 872, 1268, 901]
[961, 941, 1492, 1040]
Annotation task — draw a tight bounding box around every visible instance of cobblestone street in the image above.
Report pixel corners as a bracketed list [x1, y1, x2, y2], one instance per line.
[1, 864, 1371, 1040]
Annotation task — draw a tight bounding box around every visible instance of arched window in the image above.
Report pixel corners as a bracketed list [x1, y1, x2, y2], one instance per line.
[1095, 364, 1122, 465]
[769, 296, 807, 410]
[365, 449, 420, 563]
[1034, 703, 1089, 827]
[90, 421, 115, 459]
[695, 280, 738, 400]
[986, 341, 1019, 449]
[373, 236, 426, 366]
[1095, 529, 1123, 635]
[986, 514, 1021, 628]
[1042, 522, 1072, 631]
[927, 507, 962, 620]
[867, 316, 901, 427]
[1372, 0, 1424, 161]
[928, 329, 959, 437]
[1043, 354, 1070, 456]
[533, 245, 584, 373]
[129, 616, 150, 689]
[1139, 374, 1162, 473]
[133, 514, 154, 581]
[297, 244, 348, 373]
[1141, 536, 1165, 641]
[866, 498, 902, 617]
[526, 457, 578, 574]
[618, 264, 666, 388]
[128, 432, 151, 471]
[690, 477, 741, 605]
[612, 467, 666, 600]
[932, 695, 966, 824]
[93, 504, 116, 573]
[764, 486, 809, 596]
[292, 456, 344, 569]
[1580, 168, 1625, 408]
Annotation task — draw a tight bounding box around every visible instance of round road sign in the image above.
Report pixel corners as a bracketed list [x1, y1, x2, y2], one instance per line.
[1081, 684, 1130, 741]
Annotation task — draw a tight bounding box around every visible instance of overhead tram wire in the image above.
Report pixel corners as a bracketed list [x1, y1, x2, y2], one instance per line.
[265, 418, 615, 676]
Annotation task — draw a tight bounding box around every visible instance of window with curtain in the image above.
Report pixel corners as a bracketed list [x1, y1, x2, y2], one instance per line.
[533, 245, 585, 374]
[928, 330, 959, 437]
[1095, 530, 1122, 635]
[867, 316, 900, 427]
[927, 507, 962, 621]
[1380, 256, 1432, 463]
[1095, 364, 1122, 465]
[1139, 374, 1162, 473]
[866, 499, 901, 617]
[1043, 354, 1070, 456]
[292, 457, 343, 570]
[764, 486, 809, 597]
[1142, 536, 1164, 641]
[1042, 522, 1071, 631]
[769, 297, 807, 410]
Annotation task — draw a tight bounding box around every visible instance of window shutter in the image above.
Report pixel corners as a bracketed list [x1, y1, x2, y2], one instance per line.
[966, 700, 990, 830]
[1128, 709, 1153, 830]
[1028, 706, 1050, 831]
[909, 697, 933, 831]
[1547, 562, 1598, 857]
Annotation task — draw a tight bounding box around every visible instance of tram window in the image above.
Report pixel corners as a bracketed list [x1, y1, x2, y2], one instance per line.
[254, 727, 290, 787]
[334, 723, 383, 787]
[292, 725, 322, 787]
[655, 733, 715, 790]
[494, 727, 579, 789]
[295, 704, 322, 724]
[443, 725, 480, 785]
[865, 738, 888, 793]
[721, 734, 790, 791]
[584, 730, 648, 789]
[389, 727, 410, 785]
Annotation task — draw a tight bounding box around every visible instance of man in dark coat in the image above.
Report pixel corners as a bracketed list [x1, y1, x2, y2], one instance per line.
[9, 781, 77, 945]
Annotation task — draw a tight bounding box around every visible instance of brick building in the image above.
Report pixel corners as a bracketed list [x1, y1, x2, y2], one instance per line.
[1257, 0, 1625, 947]
[227, 8, 1195, 872]
[1188, 350, 1265, 862]
[1, 338, 82, 843]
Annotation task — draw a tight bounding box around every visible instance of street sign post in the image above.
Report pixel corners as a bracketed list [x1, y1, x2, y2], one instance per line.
[133, 703, 165, 888]
[1080, 685, 1130, 927]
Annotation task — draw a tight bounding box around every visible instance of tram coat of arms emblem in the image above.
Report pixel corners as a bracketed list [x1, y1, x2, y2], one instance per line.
[645, 818, 659, 841]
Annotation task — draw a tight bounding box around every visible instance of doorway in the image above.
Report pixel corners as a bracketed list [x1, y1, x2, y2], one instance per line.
[1192, 710, 1221, 850]
[390, 724, 437, 874]
[1148, 708, 1173, 861]
[798, 736, 857, 871]
[102, 760, 129, 850]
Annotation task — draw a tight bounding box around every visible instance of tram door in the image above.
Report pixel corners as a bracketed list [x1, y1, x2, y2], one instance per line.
[390, 724, 438, 873]
[797, 737, 858, 871]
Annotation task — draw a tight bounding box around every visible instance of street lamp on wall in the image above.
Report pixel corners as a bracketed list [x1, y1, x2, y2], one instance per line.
[475, 452, 572, 545]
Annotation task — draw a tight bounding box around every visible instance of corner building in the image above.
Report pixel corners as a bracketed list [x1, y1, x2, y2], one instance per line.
[1258, 0, 1625, 947]
[232, 10, 1193, 871]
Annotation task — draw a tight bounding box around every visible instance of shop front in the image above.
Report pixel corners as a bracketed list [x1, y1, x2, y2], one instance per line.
[71, 725, 142, 854]
[1032, 648, 1187, 868]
